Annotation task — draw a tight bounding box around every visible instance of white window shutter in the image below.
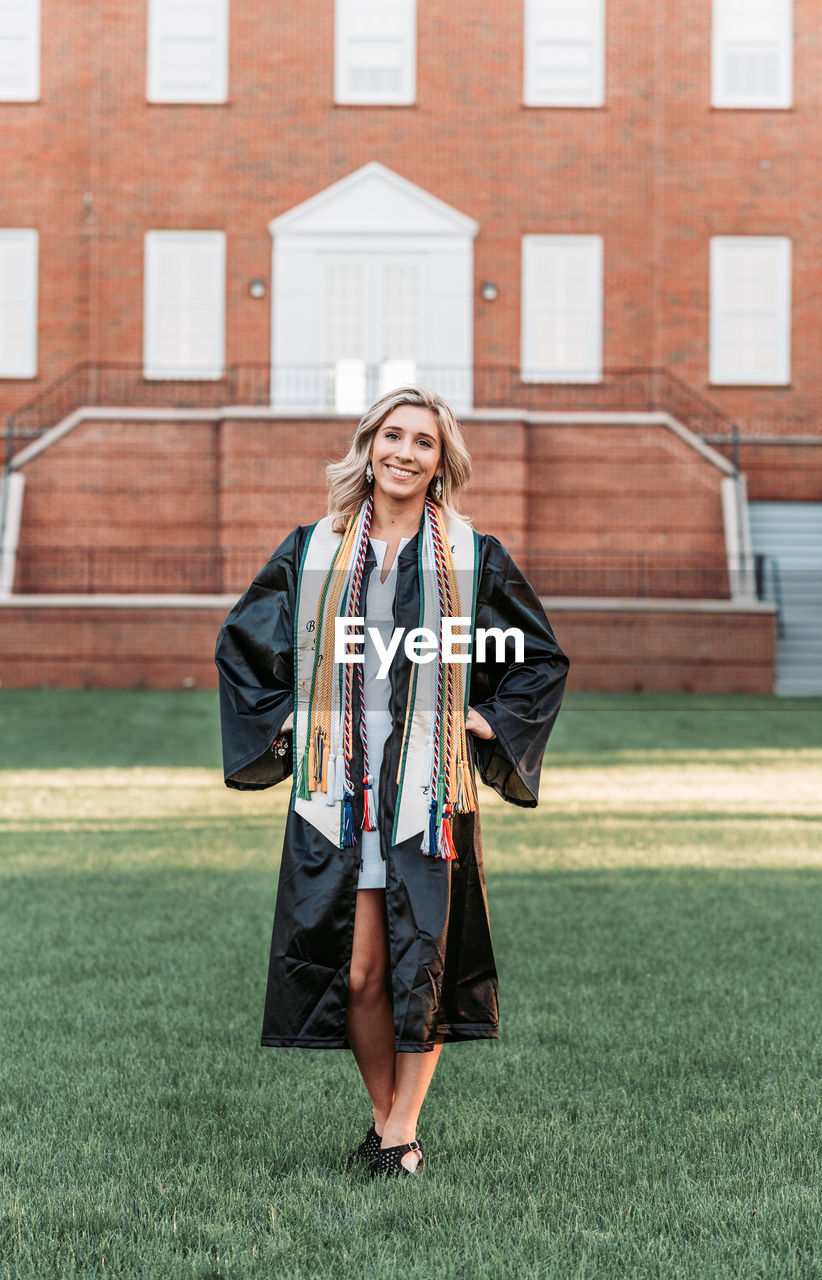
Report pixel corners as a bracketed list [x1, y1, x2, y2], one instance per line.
[0, 229, 37, 377]
[524, 0, 605, 107]
[0, 0, 40, 101]
[712, 0, 792, 107]
[147, 0, 229, 103]
[521, 236, 603, 382]
[335, 0, 416, 105]
[144, 231, 225, 379]
[710, 237, 791, 384]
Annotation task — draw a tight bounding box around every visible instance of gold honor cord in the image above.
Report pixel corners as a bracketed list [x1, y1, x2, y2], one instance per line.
[435, 506, 477, 815]
[305, 505, 477, 835]
[392, 506, 477, 818]
[307, 512, 360, 793]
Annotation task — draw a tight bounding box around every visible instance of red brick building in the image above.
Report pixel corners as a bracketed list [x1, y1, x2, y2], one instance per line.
[1, 0, 820, 692]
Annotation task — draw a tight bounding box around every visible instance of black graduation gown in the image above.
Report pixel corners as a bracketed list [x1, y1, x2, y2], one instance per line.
[215, 524, 570, 1052]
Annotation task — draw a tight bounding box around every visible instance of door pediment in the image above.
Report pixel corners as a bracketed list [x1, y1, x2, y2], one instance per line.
[269, 162, 478, 238]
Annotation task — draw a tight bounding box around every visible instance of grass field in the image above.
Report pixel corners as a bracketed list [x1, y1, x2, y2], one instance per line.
[2, 690, 822, 1279]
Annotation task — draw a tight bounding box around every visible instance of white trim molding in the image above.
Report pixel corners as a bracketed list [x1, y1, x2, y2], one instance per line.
[0, 471, 25, 595]
[0, 594, 239, 608]
[540, 596, 776, 613]
[0, 593, 776, 615]
[8, 407, 738, 475]
[269, 162, 478, 237]
[721, 472, 756, 600]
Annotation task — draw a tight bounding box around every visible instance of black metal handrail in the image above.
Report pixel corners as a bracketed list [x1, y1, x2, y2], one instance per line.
[5, 362, 742, 468]
[754, 553, 786, 637]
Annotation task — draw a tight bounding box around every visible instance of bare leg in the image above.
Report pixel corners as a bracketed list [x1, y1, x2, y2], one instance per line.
[347, 889, 443, 1171]
[382, 1044, 443, 1171]
[345, 889, 395, 1132]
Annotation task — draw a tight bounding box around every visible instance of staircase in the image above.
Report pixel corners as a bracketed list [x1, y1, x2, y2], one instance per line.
[4, 362, 742, 465]
[749, 502, 822, 696]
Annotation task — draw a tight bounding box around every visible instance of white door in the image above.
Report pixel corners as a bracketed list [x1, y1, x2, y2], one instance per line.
[323, 253, 421, 412]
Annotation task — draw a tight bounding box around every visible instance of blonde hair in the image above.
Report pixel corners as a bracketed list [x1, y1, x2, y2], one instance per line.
[327, 385, 472, 534]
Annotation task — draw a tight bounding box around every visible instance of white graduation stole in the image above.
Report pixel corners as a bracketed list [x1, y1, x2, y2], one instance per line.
[292, 512, 477, 848]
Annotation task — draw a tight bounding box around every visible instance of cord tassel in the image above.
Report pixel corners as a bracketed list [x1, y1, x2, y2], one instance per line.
[437, 805, 458, 861]
[454, 758, 474, 814]
[421, 800, 439, 858]
[333, 752, 345, 803]
[325, 754, 336, 805]
[466, 758, 479, 811]
[362, 773, 377, 831]
[342, 793, 357, 847]
[297, 743, 311, 800]
[314, 728, 325, 790]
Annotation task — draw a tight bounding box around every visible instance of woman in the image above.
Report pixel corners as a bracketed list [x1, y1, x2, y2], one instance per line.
[215, 385, 569, 1178]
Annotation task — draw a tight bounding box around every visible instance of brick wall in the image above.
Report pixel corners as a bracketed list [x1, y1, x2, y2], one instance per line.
[737, 443, 822, 503]
[3, 0, 822, 461]
[13, 413, 732, 599]
[16, 418, 221, 593]
[557, 607, 776, 694]
[3, 408, 777, 692]
[0, 603, 776, 695]
[0, 605, 222, 690]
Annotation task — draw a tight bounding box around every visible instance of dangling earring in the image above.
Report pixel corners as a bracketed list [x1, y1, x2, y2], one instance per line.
[365, 460, 374, 485]
[433, 475, 443, 501]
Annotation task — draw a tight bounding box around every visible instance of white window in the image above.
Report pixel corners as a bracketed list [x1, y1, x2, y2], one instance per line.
[335, 0, 416, 105]
[710, 237, 791, 384]
[712, 0, 792, 108]
[147, 0, 229, 103]
[0, 0, 40, 101]
[143, 231, 225, 379]
[0, 230, 38, 378]
[521, 235, 603, 382]
[524, 0, 605, 107]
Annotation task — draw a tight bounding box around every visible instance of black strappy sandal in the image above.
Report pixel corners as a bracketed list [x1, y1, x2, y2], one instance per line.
[346, 1123, 383, 1169]
[370, 1139, 424, 1178]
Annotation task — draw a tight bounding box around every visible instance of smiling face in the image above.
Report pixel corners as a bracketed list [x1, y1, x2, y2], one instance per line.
[368, 405, 442, 508]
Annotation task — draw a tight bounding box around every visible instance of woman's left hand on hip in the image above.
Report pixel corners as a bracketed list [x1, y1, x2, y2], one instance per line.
[466, 707, 495, 740]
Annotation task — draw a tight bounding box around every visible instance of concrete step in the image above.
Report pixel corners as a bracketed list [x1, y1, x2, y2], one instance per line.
[776, 678, 822, 695]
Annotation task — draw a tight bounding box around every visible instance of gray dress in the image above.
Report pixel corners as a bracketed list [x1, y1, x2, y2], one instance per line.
[357, 535, 410, 889]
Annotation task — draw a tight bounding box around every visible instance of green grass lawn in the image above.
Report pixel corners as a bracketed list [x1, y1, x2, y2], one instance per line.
[1, 691, 821, 1279]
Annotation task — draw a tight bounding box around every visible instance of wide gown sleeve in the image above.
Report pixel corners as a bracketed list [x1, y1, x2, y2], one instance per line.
[214, 525, 306, 790]
[469, 534, 570, 806]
